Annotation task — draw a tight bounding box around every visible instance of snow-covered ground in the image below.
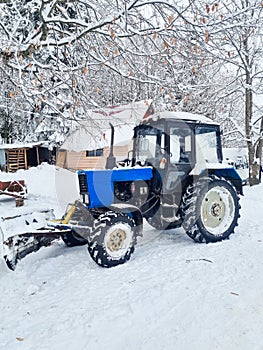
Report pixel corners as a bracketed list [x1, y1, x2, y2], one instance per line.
[0, 164, 262, 350]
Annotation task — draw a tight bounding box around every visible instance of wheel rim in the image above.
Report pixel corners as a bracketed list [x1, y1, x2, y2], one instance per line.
[104, 223, 133, 259]
[200, 186, 235, 236]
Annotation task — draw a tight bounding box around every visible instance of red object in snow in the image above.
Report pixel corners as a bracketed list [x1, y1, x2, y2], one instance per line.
[0, 180, 27, 199]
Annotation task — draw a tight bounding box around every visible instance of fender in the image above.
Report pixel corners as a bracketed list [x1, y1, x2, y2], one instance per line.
[190, 163, 243, 195]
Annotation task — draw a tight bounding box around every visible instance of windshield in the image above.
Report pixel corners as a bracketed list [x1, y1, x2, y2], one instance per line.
[135, 125, 165, 163]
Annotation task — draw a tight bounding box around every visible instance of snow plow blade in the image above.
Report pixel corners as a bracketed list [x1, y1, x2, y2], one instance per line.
[0, 210, 71, 271]
[1, 229, 68, 270]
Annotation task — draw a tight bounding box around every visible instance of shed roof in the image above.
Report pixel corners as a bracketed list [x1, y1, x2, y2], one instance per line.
[0, 141, 47, 150]
[61, 100, 149, 152]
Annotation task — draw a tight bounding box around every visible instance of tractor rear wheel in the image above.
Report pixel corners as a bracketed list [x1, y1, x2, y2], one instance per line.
[87, 211, 137, 267]
[181, 176, 240, 243]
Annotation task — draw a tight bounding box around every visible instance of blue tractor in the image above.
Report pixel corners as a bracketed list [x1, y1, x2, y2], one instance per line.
[59, 111, 242, 268]
[1, 111, 242, 269]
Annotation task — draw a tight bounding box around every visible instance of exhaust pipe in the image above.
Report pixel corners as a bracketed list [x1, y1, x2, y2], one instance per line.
[105, 123, 116, 169]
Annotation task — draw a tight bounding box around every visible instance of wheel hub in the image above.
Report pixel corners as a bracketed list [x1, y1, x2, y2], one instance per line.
[211, 202, 222, 217]
[202, 189, 226, 229]
[107, 228, 126, 252]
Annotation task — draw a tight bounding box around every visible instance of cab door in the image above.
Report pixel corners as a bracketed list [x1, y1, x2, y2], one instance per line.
[164, 123, 194, 194]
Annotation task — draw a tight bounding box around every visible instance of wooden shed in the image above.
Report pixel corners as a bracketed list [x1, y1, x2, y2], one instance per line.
[57, 125, 133, 170]
[0, 142, 53, 172]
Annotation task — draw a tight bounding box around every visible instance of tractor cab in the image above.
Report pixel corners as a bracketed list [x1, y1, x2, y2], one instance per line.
[132, 111, 223, 194]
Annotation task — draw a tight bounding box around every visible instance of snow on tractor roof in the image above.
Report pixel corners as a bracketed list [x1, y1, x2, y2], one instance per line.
[142, 111, 219, 125]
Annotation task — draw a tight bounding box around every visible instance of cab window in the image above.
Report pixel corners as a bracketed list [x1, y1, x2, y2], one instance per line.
[170, 127, 192, 164]
[195, 126, 219, 163]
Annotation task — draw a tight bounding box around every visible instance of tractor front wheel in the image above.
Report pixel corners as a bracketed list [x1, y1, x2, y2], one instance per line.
[88, 211, 137, 267]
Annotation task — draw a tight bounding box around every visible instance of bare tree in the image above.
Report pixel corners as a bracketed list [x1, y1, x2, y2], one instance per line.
[183, 0, 263, 183]
[1, 0, 262, 177]
[0, 0, 192, 142]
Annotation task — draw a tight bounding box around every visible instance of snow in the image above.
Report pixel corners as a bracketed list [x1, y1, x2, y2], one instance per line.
[61, 101, 148, 152]
[0, 164, 263, 350]
[60, 127, 109, 152]
[223, 147, 248, 163]
[144, 111, 219, 125]
[190, 162, 236, 176]
[0, 164, 79, 218]
[0, 142, 48, 150]
[60, 123, 134, 152]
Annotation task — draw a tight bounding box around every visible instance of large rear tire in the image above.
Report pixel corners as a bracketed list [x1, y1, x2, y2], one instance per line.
[88, 211, 137, 267]
[181, 176, 240, 243]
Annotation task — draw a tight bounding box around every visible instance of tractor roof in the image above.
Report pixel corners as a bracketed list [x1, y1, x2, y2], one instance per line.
[141, 111, 219, 125]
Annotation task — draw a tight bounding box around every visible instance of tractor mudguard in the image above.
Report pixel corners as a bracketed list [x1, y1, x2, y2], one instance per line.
[213, 168, 243, 195]
[190, 163, 243, 195]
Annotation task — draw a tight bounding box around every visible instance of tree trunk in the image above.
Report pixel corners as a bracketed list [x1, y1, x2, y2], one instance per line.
[243, 35, 257, 185]
[244, 75, 254, 182]
[255, 117, 263, 183]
